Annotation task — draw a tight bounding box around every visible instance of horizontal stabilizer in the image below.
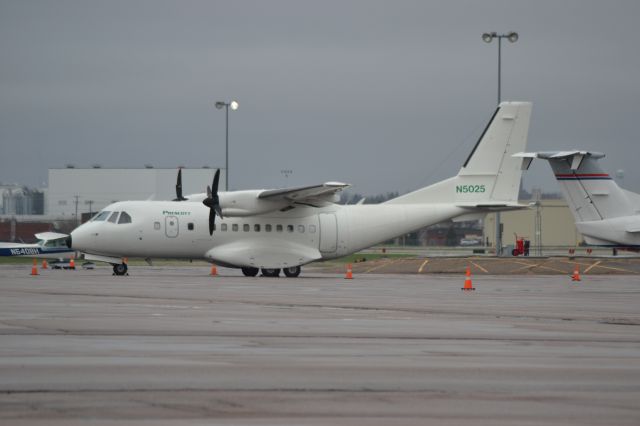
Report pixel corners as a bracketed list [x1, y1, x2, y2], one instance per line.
[626, 222, 640, 233]
[455, 202, 530, 212]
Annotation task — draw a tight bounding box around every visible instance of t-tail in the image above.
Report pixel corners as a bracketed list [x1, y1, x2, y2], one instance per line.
[515, 150, 640, 246]
[386, 101, 532, 210]
[516, 151, 640, 221]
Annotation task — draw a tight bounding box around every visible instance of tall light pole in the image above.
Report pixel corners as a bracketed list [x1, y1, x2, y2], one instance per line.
[482, 31, 518, 256]
[215, 100, 239, 191]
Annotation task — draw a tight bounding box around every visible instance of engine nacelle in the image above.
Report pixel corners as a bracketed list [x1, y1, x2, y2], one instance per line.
[218, 190, 289, 217]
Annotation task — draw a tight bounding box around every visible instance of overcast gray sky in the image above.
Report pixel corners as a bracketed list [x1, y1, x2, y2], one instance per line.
[1, 0, 639, 196]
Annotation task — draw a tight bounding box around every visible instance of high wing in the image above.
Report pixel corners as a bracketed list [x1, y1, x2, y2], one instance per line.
[35, 232, 70, 241]
[258, 182, 350, 207]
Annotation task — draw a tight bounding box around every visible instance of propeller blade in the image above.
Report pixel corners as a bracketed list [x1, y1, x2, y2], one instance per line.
[173, 168, 187, 201]
[208, 208, 216, 235]
[212, 169, 220, 194]
[204, 168, 223, 235]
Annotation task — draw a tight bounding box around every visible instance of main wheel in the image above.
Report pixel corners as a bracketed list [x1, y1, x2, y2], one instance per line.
[261, 268, 281, 277]
[282, 266, 301, 278]
[112, 263, 128, 276]
[242, 267, 259, 277]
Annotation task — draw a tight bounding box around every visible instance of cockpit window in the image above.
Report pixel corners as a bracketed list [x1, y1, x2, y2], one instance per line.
[118, 212, 132, 224]
[44, 238, 67, 248]
[108, 212, 120, 223]
[93, 211, 112, 221]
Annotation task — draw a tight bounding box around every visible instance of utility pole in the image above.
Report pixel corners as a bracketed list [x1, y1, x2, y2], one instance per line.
[73, 195, 80, 226]
[85, 199, 94, 222]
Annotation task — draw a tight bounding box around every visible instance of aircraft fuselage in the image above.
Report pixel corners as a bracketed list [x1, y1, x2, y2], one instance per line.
[71, 200, 464, 269]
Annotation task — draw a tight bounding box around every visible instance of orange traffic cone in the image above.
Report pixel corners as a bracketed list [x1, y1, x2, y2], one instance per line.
[461, 265, 475, 291]
[210, 265, 218, 276]
[42, 259, 48, 269]
[571, 264, 581, 282]
[345, 263, 353, 280]
[31, 258, 39, 276]
[69, 258, 75, 270]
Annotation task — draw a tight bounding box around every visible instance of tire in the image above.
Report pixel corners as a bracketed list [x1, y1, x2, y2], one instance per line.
[113, 263, 128, 276]
[261, 268, 281, 277]
[282, 266, 301, 278]
[242, 267, 259, 277]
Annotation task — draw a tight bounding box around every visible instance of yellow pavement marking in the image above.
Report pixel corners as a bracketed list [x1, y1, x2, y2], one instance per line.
[585, 263, 637, 274]
[364, 258, 401, 274]
[469, 261, 488, 273]
[583, 261, 602, 274]
[418, 259, 430, 273]
[534, 264, 570, 274]
[558, 259, 637, 274]
[507, 262, 541, 273]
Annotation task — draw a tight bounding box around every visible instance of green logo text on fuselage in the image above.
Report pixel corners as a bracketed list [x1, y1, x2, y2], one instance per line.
[456, 184, 486, 194]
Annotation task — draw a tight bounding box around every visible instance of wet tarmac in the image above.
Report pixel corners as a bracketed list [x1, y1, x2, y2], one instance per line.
[1, 265, 639, 425]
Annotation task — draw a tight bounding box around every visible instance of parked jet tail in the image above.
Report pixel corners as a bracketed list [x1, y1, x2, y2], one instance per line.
[515, 151, 640, 223]
[386, 101, 532, 209]
[516, 150, 640, 246]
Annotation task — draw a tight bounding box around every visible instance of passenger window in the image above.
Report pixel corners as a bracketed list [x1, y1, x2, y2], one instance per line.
[221, 223, 227, 231]
[232, 224, 238, 232]
[265, 224, 272, 232]
[118, 212, 132, 224]
[188, 223, 194, 231]
[287, 225, 294, 233]
[108, 212, 120, 223]
[309, 225, 316, 233]
[243, 224, 250, 232]
[276, 224, 283, 232]
[298, 225, 305, 233]
[93, 211, 111, 221]
[154, 222, 161, 230]
[254, 224, 261, 232]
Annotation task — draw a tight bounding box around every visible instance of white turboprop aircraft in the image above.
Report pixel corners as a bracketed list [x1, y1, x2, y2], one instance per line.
[0, 232, 74, 259]
[516, 150, 640, 248]
[68, 101, 532, 276]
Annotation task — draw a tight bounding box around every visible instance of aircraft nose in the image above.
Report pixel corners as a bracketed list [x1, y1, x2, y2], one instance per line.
[69, 228, 87, 251]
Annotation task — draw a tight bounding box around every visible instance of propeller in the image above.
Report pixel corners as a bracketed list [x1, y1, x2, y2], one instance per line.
[173, 168, 187, 201]
[202, 169, 223, 235]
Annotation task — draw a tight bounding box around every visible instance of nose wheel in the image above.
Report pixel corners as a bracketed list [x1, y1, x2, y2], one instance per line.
[112, 263, 128, 276]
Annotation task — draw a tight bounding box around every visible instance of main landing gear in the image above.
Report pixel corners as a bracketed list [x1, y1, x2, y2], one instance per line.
[241, 267, 259, 277]
[112, 263, 128, 276]
[241, 266, 302, 278]
[282, 266, 301, 277]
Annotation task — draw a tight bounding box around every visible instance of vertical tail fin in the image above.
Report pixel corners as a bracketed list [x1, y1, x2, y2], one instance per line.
[387, 101, 532, 206]
[537, 151, 635, 221]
